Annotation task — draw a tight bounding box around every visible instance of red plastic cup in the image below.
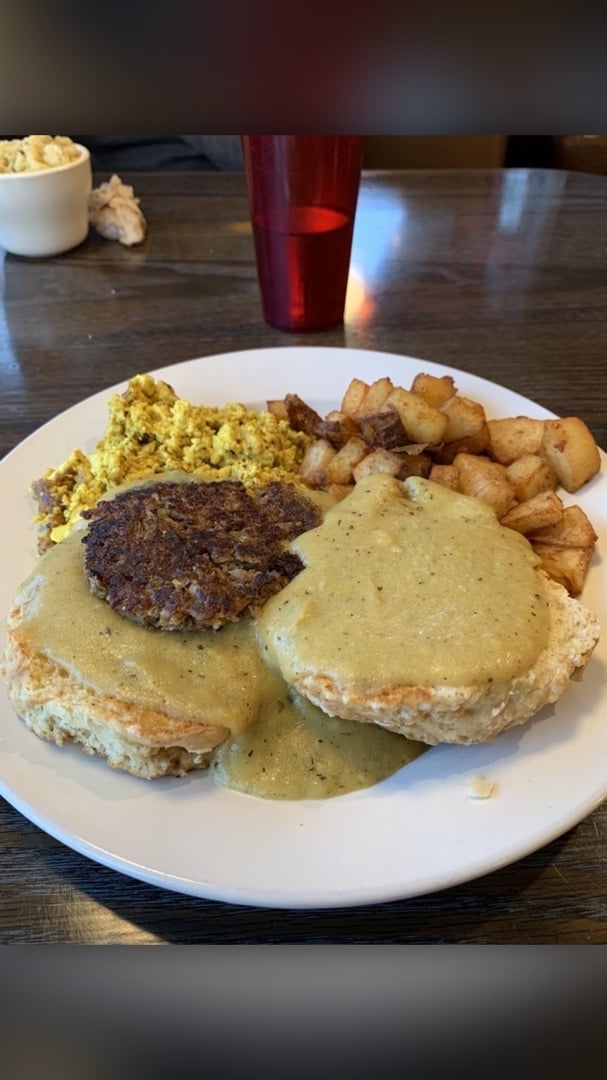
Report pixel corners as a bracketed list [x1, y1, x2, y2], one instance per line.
[242, 135, 363, 332]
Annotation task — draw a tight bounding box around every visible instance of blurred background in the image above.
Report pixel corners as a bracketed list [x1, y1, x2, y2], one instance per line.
[76, 135, 607, 175]
[363, 135, 607, 173]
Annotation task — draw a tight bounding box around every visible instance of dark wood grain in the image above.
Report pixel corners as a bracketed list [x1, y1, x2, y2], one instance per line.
[1, 168, 606, 943]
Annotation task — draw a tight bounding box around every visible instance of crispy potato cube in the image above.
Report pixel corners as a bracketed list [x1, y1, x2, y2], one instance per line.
[540, 417, 601, 492]
[454, 453, 516, 518]
[299, 439, 336, 486]
[341, 378, 370, 416]
[266, 399, 289, 421]
[396, 453, 433, 478]
[312, 410, 359, 448]
[500, 491, 564, 534]
[326, 436, 369, 484]
[434, 425, 490, 463]
[284, 393, 326, 438]
[429, 464, 460, 491]
[351, 376, 394, 418]
[352, 447, 431, 482]
[385, 387, 448, 444]
[318, 416, 359, 448]
[487, 416, 544, 464]
[531, 543, 594, 596]
[352, 448, 404, 481]
[506, 454, 559, 502]
[358, 411, 408, 450]
[440, 395, 487, 444]
[411, 372, 456, 408]
[527, 505, 598, 549]
[529, 504, 597, 595]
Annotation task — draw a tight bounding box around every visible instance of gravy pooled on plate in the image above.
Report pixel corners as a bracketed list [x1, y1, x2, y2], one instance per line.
[11, 513, 420, 798]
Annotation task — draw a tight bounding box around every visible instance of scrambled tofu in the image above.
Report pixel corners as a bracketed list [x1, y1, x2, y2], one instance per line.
[31, 374, 311, 551]
[0, 135, 81, 174]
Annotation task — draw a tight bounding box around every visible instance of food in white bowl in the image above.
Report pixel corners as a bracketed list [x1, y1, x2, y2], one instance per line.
[0, 136, 91, 257]
[0, 135, 82, 174]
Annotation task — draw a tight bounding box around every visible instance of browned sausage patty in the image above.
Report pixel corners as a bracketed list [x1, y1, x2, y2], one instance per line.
[81, 479, 321, 630]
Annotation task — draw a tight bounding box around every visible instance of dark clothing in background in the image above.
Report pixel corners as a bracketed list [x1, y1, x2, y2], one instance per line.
[74, 136, 243, 172]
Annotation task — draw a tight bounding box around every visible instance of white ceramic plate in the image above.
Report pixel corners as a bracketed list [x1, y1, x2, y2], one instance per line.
[1, 347, 605, 909]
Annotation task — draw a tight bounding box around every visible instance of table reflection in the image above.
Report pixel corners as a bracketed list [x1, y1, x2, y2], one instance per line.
[347, 184, 406, 322]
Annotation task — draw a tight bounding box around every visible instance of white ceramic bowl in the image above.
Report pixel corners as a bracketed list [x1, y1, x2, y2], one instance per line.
[0, 144, 92, 257]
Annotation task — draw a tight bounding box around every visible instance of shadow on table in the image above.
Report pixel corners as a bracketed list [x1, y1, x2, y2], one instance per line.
[23, 813, 576, 944]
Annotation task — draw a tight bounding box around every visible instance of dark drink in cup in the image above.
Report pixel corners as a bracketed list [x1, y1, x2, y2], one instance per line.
[252, 205, 354, 331]
[242, 136, 363, 332]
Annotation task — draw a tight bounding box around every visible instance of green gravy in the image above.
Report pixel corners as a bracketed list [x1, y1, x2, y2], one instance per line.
[211, 688, 423, 800]
[15, 523, 421, 798]
[259, 474, 550, 692]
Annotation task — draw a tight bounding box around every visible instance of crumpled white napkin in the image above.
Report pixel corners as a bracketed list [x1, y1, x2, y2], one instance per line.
[88, 174, 147, 247]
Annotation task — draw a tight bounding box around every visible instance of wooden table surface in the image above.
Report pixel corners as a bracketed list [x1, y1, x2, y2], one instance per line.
[1, 168, 605, 943]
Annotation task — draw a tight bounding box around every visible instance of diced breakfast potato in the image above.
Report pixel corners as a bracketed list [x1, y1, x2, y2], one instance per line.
[396, 453, 433, 479]
[527, 504, 598, 549]
[500, 491, 564, 534]
[454, 453, 516, 518]
[357, 411, 408, 450]
[350, 377, 394, 418]
[385, 387, 448, 444]
[341, 378, 370, 416]
[531, 543, 594, 597]
[411, 372, 456, 408]
[435, 425, 490, 464]
[277, 370, 600, 596]
[429, 464, 460, 490]
[528, 505, 597, 596]
[319, 414, 359, 448]
[540, 417, 601, 492]
[487, 416, 545, 464]
[349, 447, 406, 481]
[266, 399, 289, 421]
[352, 447, 431, 482]
[352, 447, 405, 481]
[299, 438, 336, 485]
[441, 395, 487, 444]
[436, 397, 489, 459]
[326, 436, 369, 484]
[506, 454, 559, 502]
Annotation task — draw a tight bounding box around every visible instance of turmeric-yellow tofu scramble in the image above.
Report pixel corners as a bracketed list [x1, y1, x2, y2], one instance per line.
[31, 374, 311, 552]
